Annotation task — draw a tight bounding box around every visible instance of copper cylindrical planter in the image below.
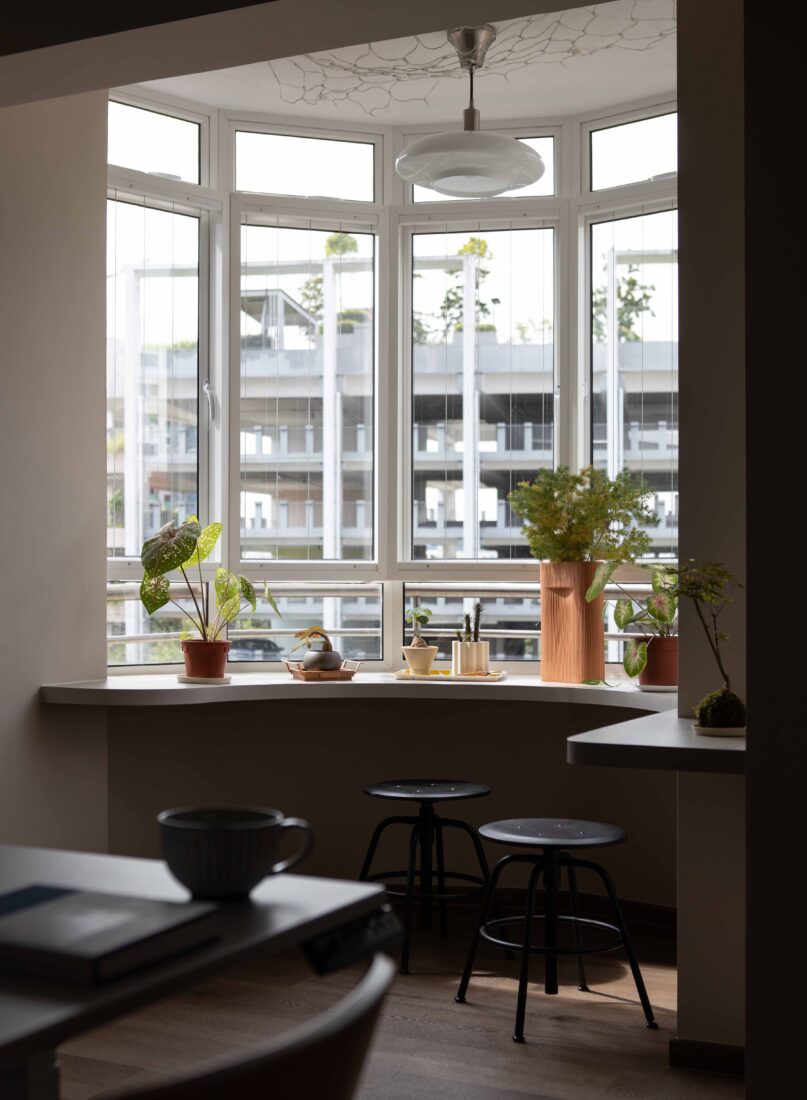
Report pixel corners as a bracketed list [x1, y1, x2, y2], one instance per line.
[638, 636, 678, 688]
[540, 562, 604, 683]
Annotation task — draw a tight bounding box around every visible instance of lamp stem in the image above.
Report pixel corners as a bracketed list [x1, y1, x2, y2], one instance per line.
[463, 65, 480, 131]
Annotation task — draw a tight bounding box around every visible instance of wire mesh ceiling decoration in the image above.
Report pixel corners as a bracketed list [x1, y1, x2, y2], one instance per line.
[266, 2, 676, 117]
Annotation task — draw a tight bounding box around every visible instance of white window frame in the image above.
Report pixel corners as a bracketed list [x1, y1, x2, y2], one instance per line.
[106, 92, 677, 675]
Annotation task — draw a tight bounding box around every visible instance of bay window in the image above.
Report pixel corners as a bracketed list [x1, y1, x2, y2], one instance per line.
[106, 92, 677, 670]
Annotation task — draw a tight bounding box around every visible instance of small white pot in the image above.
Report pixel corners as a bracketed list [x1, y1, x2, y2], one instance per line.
[452, 640, 490, 676]
[402, 645, 438, 675]
[691, 723, 747, 738]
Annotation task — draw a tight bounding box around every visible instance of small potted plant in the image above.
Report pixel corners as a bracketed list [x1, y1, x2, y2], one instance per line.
[139, 517, 278, 680]
[508, 466, 658, 683]
[674, 560, 746, 735]
[452, 602, 489, 675]
[403, 606, 437, 675]
[586, 564, 678, 688]
[291, 626, 344, 671]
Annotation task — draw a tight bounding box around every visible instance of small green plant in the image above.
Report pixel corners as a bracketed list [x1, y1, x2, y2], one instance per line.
[508, 466, 658, 563]
[291, 626, 333, 653]
[455, 602, 482, 643]
[695, 688, 746, 729]
[673, 560, 745, 727]
[139, 517, 278, 641]
[586, 564, 677, 678]
[405, 605, 433, 648]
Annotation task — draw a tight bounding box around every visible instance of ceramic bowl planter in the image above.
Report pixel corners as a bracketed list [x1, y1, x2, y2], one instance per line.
[638, 636, 678, 689]
[451, 640, 490, 676]
[403, 644, 438, 675]
[181, 639, 231, 679]
[540, 561, 604, 683]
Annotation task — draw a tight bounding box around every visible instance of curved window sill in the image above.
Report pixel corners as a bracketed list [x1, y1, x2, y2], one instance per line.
[40, 672, 678, 710]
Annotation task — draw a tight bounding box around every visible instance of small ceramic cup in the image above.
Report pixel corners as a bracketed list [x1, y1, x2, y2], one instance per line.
[158, 806, 314, 900]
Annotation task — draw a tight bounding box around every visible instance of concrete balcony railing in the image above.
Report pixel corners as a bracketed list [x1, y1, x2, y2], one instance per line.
[413, 422, 553, 463]
[240, 424, 371, 463]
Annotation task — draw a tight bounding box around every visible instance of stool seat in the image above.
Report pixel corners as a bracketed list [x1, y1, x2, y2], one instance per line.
[479, 817, 626, 849]
[365, 780, 490, 803]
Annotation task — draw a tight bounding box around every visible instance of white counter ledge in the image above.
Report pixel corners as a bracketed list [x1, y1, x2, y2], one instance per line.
[567, 708, 746, 774]
[40, 672, 678, 711]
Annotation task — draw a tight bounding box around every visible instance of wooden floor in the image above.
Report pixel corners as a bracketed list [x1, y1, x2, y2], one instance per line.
[59, 912, 743, 1099]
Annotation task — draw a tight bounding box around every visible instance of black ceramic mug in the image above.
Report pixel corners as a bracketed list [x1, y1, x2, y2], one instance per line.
[158, 806, 314, 900]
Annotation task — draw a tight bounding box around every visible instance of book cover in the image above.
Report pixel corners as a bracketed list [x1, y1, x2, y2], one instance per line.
[0, 885, 219, 985]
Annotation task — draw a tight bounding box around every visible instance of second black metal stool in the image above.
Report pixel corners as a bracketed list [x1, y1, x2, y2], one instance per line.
[455, 817, 658, 1042]
[358, 780, 491, 973]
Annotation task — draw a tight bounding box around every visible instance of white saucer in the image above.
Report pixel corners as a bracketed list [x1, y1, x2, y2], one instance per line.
[637, 683, 678, 693]
[176, 674, 232, 684]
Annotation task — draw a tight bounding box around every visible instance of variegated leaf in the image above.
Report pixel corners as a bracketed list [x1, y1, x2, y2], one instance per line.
[183, 522, 222, 568]
[140, 574, 170, 615]
[141, 519, 202, 578]
[623, 639, 648, 677]
[614, 598, 637, 630]
[646, 590, 677, 624]
[652, 567, 677, 594]
[586, 560, 618, 603]
[215, 567, 239, 607]
[263, 583, 280, 617]
[238, 575, 257, 612]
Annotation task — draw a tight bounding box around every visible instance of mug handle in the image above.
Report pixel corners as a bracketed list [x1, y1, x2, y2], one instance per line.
[272, 817, 315, 875]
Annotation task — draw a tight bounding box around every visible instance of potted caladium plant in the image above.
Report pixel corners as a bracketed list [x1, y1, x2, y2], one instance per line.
[586, 564, 678, 688]
[139, 517, 278, 680]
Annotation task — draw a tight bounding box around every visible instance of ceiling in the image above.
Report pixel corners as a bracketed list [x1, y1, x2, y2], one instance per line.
[136, 1, 676, 125]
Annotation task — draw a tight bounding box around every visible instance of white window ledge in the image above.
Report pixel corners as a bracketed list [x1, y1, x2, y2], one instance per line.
[40, 672, 678, 710]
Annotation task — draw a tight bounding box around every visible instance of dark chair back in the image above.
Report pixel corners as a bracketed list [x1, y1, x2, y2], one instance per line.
[102, 954, 394, 1100]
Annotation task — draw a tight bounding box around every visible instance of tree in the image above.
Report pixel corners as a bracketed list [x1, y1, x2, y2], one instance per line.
[592, 263, 655, 342]
[298, 233, 359, 319]
[325, 232, 358, 257]
[437, 236, 493, 339]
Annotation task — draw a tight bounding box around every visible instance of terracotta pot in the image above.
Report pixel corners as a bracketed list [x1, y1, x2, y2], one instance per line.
[639, 636, 678, 688]
[540, 562, 604, 683]
[181, 639, 230, 679]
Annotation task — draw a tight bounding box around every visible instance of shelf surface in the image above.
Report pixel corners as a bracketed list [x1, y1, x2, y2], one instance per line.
[567, 709, 746, 774]
[40, 672, 678, 710]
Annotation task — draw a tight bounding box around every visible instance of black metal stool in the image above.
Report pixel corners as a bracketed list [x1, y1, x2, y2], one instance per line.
[358, 780, 491, 974]
[455, 817, 658, 1042]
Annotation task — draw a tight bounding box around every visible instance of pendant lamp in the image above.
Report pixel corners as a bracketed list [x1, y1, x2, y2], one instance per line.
[395, 25, 544, 198]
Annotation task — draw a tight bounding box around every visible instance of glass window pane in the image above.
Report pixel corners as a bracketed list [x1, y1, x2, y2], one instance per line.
[413, 136, 554, 203]
[108, 101, 200, 184]
[230, 583, 382, 662]
[107, 200, 200, 560]
[404, 584, 540, 662]
[590, 113, 677, 191]
[411, 227, 554, 560]
[107, 581, 204, 666]
[240, 224, 375, 561]
[235, 132, 374, 201]
[590, 209, 678, 560]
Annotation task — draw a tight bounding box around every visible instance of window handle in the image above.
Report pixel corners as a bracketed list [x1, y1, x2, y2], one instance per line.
[203, 378, 215, 423]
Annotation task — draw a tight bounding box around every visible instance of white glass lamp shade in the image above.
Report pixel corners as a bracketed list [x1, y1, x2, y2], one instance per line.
[396, 130, 544, 198]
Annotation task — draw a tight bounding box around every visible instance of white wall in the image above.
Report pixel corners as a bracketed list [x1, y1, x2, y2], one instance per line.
[0, 92, 108, 851]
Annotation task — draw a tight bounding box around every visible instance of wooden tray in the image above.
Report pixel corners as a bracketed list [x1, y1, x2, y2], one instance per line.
[284, 660, 361, 682]
[394, 669, 507, 683]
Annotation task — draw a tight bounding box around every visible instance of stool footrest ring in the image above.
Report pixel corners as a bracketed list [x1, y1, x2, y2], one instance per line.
[479, 914, 624, 956]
